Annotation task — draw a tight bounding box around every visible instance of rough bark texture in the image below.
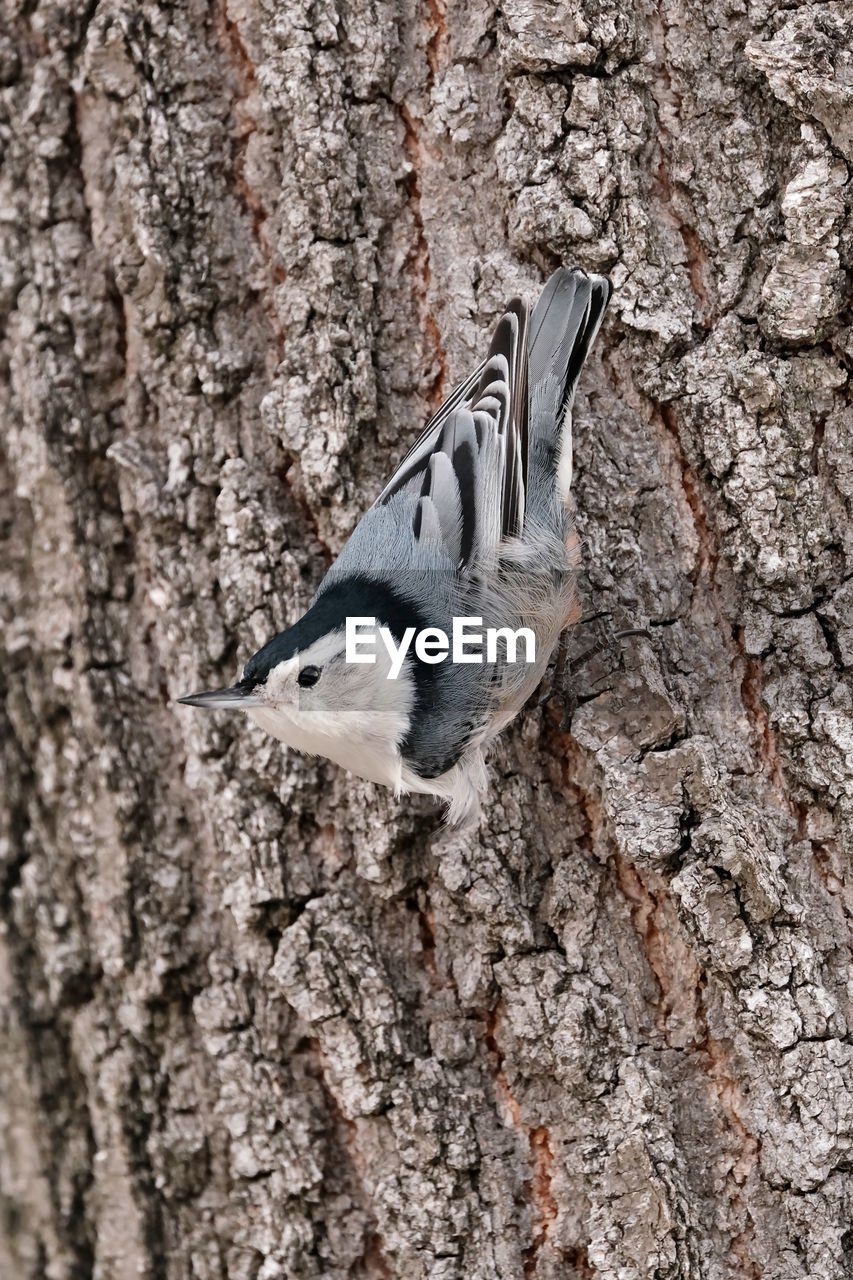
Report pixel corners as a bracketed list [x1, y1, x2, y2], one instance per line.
[2, 0, 853, 1275]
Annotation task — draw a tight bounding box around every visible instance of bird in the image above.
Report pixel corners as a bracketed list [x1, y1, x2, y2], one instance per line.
[179, 267, 612, 826]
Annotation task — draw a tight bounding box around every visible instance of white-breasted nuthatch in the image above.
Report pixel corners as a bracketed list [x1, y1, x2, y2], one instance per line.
[180, 268, 611, 825]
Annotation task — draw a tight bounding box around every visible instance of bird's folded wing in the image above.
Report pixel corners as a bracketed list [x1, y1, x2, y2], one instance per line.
[375, 359, 485, 503]
[377, 299, 529, 572]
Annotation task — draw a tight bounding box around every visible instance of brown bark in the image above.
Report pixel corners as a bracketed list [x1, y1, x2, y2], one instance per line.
[2, 0, 853, 1276]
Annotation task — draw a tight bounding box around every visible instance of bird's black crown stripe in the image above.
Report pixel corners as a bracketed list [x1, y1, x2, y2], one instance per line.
[242, 575, 431, 686]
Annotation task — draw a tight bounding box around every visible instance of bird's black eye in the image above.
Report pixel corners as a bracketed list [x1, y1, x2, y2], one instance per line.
[297, 665, 321, 689]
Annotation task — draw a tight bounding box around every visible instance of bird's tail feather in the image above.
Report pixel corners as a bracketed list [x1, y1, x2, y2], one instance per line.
[527, 267, 611, 448]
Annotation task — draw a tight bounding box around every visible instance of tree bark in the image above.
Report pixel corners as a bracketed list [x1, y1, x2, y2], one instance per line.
[2, 0, 853, 1275]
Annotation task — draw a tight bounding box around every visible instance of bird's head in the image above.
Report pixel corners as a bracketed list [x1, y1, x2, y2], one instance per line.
[178, 579, 420, 755]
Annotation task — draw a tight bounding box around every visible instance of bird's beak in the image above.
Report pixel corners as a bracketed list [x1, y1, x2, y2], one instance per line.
[178, 684, 262, 709]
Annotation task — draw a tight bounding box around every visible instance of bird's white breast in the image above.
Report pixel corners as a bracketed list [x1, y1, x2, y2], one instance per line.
[246, 705, 406, 791]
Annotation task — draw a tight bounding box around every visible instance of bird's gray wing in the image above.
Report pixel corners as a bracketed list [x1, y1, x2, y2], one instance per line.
[377, 299, 529, 572]
[375, 360, 486, 503]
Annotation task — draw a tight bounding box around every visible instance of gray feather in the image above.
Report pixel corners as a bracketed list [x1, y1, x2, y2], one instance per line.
[527, 267, 611, 447]
[376, 360, 485, 505]
[414, 496, 445, 549]
[424, 451, 462, 564]
[375, 299, 529, 571]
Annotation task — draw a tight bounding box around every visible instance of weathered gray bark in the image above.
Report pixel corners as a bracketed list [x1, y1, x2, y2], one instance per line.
[2, 0, 853, 1274]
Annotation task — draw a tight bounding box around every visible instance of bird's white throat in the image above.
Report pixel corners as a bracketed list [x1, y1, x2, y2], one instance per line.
[246, 701, 409, 791]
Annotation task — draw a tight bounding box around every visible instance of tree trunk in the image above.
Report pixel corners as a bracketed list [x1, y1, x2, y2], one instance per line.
[2, 0, 853, 1275]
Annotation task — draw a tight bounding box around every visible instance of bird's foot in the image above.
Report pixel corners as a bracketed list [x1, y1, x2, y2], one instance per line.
[543, 611, 652, 730]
